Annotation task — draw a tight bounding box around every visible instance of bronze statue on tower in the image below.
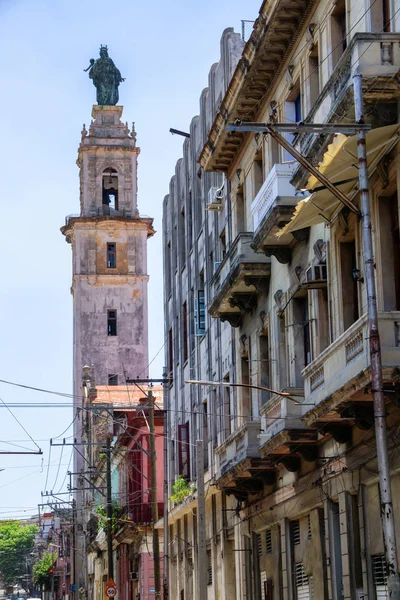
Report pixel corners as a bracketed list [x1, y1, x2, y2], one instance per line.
[84, 45, 125, 105]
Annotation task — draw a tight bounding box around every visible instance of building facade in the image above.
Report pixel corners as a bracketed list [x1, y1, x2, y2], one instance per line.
[164, 1, 400, 599]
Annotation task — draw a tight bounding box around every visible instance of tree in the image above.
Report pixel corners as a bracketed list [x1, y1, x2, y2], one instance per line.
[33, 551, 57, 591]
[0, 520, 38, 586]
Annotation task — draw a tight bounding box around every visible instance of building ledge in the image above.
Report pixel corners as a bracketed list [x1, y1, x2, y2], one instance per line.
[199, 0, 318, 173]
[61, 214, 154, 239]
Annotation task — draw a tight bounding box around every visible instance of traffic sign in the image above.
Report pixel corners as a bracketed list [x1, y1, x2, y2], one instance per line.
[105, 579, 117, 599]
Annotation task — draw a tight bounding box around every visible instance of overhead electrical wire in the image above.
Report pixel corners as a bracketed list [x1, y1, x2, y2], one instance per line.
[0, 395, 41, 451]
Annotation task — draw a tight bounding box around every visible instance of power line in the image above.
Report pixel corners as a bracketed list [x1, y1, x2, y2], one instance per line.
[0, 395, 41, 452]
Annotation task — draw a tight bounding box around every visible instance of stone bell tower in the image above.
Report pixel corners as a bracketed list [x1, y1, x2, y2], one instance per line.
[61, 104, 153, 429]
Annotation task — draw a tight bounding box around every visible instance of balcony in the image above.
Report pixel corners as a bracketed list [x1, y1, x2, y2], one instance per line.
[292, 32, 400, 188]
[302, 312, 400, 426]
[214, 421, 275, 500]
[258, 390, 318, 470]
[209, 233, 270, 327]
[251, 164, 309, 263]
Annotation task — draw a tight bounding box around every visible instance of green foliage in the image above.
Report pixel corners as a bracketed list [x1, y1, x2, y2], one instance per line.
[95, 504, 121, 532]
[0, 520, 38, 586]
[33, 551, 57, 591]
[170, 475, 196, 504]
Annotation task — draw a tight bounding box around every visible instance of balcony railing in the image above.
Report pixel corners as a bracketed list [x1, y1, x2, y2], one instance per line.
[215, 420, 261, 479]
[259, 389, 304, 441]
[209, 233, 270, 326]
[251, 163, 298, 231]
[302, 312, 400, 410]
[251, 164, 309, 261]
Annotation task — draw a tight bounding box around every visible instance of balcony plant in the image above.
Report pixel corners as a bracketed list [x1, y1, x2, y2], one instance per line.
[170, 475, 196, 505]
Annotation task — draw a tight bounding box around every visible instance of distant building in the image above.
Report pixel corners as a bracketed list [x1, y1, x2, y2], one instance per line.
[61, 98, 157, 598]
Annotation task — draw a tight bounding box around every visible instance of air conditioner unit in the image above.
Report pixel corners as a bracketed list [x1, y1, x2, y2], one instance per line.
[130, 572, 138, 581]
[304, 264, 327, 288]
[206, 186, 223, 211]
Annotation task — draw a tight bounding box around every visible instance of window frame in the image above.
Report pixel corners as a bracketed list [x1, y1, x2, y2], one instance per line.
[107, 309, 117, 336]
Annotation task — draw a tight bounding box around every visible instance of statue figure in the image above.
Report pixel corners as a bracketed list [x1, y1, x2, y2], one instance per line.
[84, 45, 125, 106]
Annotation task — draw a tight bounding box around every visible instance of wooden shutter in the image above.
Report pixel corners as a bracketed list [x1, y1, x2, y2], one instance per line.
[178, 423, 190, 479]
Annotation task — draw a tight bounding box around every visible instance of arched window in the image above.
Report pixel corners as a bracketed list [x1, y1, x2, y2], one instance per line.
[102, 168, 118, 212]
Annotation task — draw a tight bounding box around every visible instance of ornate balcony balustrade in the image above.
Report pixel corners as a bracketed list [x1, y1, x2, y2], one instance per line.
[302, 312, 400, 421]
[214, 420, 275, 500]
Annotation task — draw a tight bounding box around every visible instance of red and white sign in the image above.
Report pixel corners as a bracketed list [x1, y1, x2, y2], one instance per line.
[105, 579, 117, 599]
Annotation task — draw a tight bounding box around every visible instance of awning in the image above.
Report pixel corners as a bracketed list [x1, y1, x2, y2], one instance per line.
[277, 124, 400, 236]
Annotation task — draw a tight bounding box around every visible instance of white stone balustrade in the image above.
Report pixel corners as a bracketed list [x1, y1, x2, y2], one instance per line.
[251, 163, 299, 231]
[215, 421, 261, 478]
[302, 312, 400, 407]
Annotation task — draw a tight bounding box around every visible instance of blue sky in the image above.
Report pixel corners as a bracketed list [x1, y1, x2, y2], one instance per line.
[0, 0, 261, 518]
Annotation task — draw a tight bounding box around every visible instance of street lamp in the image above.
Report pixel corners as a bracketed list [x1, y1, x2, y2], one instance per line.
[185, 379, 302, 404]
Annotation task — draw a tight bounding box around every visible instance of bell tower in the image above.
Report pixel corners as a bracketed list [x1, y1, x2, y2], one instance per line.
[62, 104, 153, 416]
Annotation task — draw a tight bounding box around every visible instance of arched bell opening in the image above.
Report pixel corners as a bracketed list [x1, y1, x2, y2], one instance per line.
[102, 168, 119, 212]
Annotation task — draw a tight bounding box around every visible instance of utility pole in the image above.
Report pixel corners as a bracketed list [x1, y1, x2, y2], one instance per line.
[353, 73, 400, 599]
[148, 389, 161, 599]
[196, 439, 207, 600]
[105, 437, 114, 581]
[72, 499, 77, 600]
[51, 561, 55, 600]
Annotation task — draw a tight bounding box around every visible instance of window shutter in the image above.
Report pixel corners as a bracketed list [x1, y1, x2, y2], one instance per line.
[195, 291, 206, 335]
[178, 423, 190, 479]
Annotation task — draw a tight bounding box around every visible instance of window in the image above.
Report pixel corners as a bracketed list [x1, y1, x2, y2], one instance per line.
[257, 533, 262, 557]
[108, 374, 118, 386]
[107, 310, 117, 336]
[223, 375, 232, 437]
[380, 194, 400, 310]
[294, 92, 302, 122]
[372, 554, 388, 596]
[236, 184, 246, 234]
[328, 501, 343, 600]
[307, 514, 312, 539]
[107, 243, 116, 268]
[370, 0, 391, 31]
[180, 206, 186, 265]
[293, 294, 311, 385]
[308, 44, 320, 108]
[212, 495, 217, 537]
[340, 240, 359, 331]
[178, 423, 190, 479]
[284, 82, 302, 160]
[253, 149, 264, 197]
[265, 530, 272, 554]
[240, 352, 251, 419]
[182, 301, 188, 363]
[194, 290, 206, 335]
[291, 520, 301, 546]
[203, 401, 209, 470]
[207, 550, 212, 585]
[259, 333, 271, 406]
[331, 0, 347, 68]
[277, 312, 288, 389]
[219, 229, 227, 260]
[102, 168, 118, 212]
